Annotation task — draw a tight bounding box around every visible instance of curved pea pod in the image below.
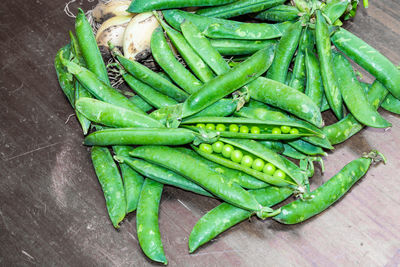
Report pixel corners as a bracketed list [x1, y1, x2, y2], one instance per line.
[187, 99, 237, 119]
[333, 53, 391, 128]
[91, 146, 126, 228]
[130, 146, 278, 218]
[75, 98, 164, 128]
[382, 94, 400, 115]
[116, 156, 213, 197]
[247, 77, 324, 128]
[255, 5, 300, 22]
[258, 140, 284, 154]
[136, 179, 167, 265]
[287, 139, 327, 157]
[84, 128, 197, 146]
[55, 44, 75, 107]
[128, 0, 236, 12]
[196, 0, 286, 19]
[182, 117, 323, 140]
[210, 38, 276, 56]
[113, 146, 144, 213]
[176, 147, 269, 190]
[331, 28, 400, 100]
[322, 0, 349, 24]
[323, 81, 389, 145]
[273, 150, 385, 224]
[182, 46, 275, 118]
[282, 144, 307, 160]
[305, 48, 324, 108]
[189, 186, 293, 253]
[194, 138, 308, 189]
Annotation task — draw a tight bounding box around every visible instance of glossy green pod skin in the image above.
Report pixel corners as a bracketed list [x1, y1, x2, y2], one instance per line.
[117, 156, 213, 197]
[323, 81, 389, 145]
[117, 54, 189, 102]
[382, 94, 400, 114]
[333, 53, 391, 128]
[75, 9, 110, 85]
[61, 59, 145, 115]
[305, 49, 324, 108]
[210, 39, 276, 56]
[136, 179, 167, 265]
[287, 139, 327, 156]
[151, 27, 202, 94]
[130, 95, 153, 113]
[332, 28, 400, 100]
[123, 73, 178, 109]
[282, 144, 307, 160]
[55, 44, 75, 107]
[182, 116, 322, 140]
[128, 0, 236, 12]
[248, 77, 324, 128]
[182, 46, 275, 118]
[130, 146, 276, 216]
[176, 147, 269, 190]
[323, 0, 349, 24]
[187, 99, 237, 119]
[75, 98, 164, 128]
[316, 10, 343, 120]
[84, 128, 196, 146]
[196, 0, 286, 19]
[258, 140, 284, 153]
[273, 153, 378, 224]
[266, 20, 303, 83]
[113, 146, 144, 213]
[181, 20, 230, 76]
[91, 146, 126, 228]
[255, 5, 300, 22]
[74, 81, 92, 135]
[189, 186, 293, 253]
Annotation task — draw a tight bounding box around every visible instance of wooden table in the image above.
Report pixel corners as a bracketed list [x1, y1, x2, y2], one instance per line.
[1, 1, 400, 266]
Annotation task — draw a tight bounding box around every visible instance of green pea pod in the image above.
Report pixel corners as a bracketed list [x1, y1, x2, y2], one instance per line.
[181, 116, 323, 140]
[320, 94, 330, 112]
[287, 139, 327, 156]
[181, 20, 230, 76]
[331, 28, 400, 100]
[305, 48, 324, 108]
[116, 156, 214, 197]
[182, 46, 275, 117]
[176, 147, 269, 190]
[69, 31, 86, 67]
[196, 0, 286, 19]
[55, 44, 75, 107]
[323, 81, 389, 145]
[157, 15, 215, 83]
[255, 5, 300, 22]
[151, 27, 203, 94]
[130, 146, 278, 218]
[316, 10, 343, 119]
[323, 0, 349, 24]
[189, 186, 293, 253]
[122, 73, 178, 109]
[210, 38, 276, 56]
[74, 81, 92, 135]
[267, 20, 303, 83]
[258, 140, 284, 153]
[128, 0, 236, 12]
[248, 77, 324, 128]
[382, 94, 400, 114]
[136, 179, 167, 265]
[60, 59, 145, 115]
[129, 95, 153, 113]
[116, 54, 189, 102]
[333, 53, 391, 128]
[91, 146, 126, 228]
[113, 146, 144, 213]
[75, 98, 164, 128]
[187, 99, 237, 119]
[84, 128, 196, 146]
[282, 144, 307, 160]
[75, 9, 110, 85]
[273, 150, 385, 224]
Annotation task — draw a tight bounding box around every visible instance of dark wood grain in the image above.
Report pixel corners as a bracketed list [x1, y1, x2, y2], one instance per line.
[0, 1, 400, 266]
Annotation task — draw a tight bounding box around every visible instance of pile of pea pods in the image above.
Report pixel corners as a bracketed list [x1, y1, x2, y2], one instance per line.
[55, 0, 398, 264]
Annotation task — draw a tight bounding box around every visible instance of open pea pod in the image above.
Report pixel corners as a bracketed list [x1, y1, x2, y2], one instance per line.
[193, 138, 308, 191]
[181, 117, 323, 141]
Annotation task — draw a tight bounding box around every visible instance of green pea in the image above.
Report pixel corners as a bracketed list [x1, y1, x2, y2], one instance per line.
[273, 169, 286, 179]
[212, 141, 224, 153]
[263, 163, 276, 175]
[240, 155, 253, 168]
[206, 123, 215, 130]
[222, 144, 234, 158]
[197, 123, 206, 128]
[250, 126, 261, 134]
[231, 150, 243, 163]
[290, 128, 299, 135]
[240, 125, 249, 133]
[229, 124, 239, 132]
[281, 125, 291, 133]
[272, 127, 282, 134]
[199, 143, 213, 154]
[216, 124, 226, 132]
[252, 158, 265, 172]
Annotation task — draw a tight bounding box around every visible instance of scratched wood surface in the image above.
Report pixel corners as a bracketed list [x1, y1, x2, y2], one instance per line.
[0, 1, 400, 266]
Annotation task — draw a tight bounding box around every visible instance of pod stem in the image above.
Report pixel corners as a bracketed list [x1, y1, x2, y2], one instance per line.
[256, 207, 281, 220]
[363, 150, 387, 165]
